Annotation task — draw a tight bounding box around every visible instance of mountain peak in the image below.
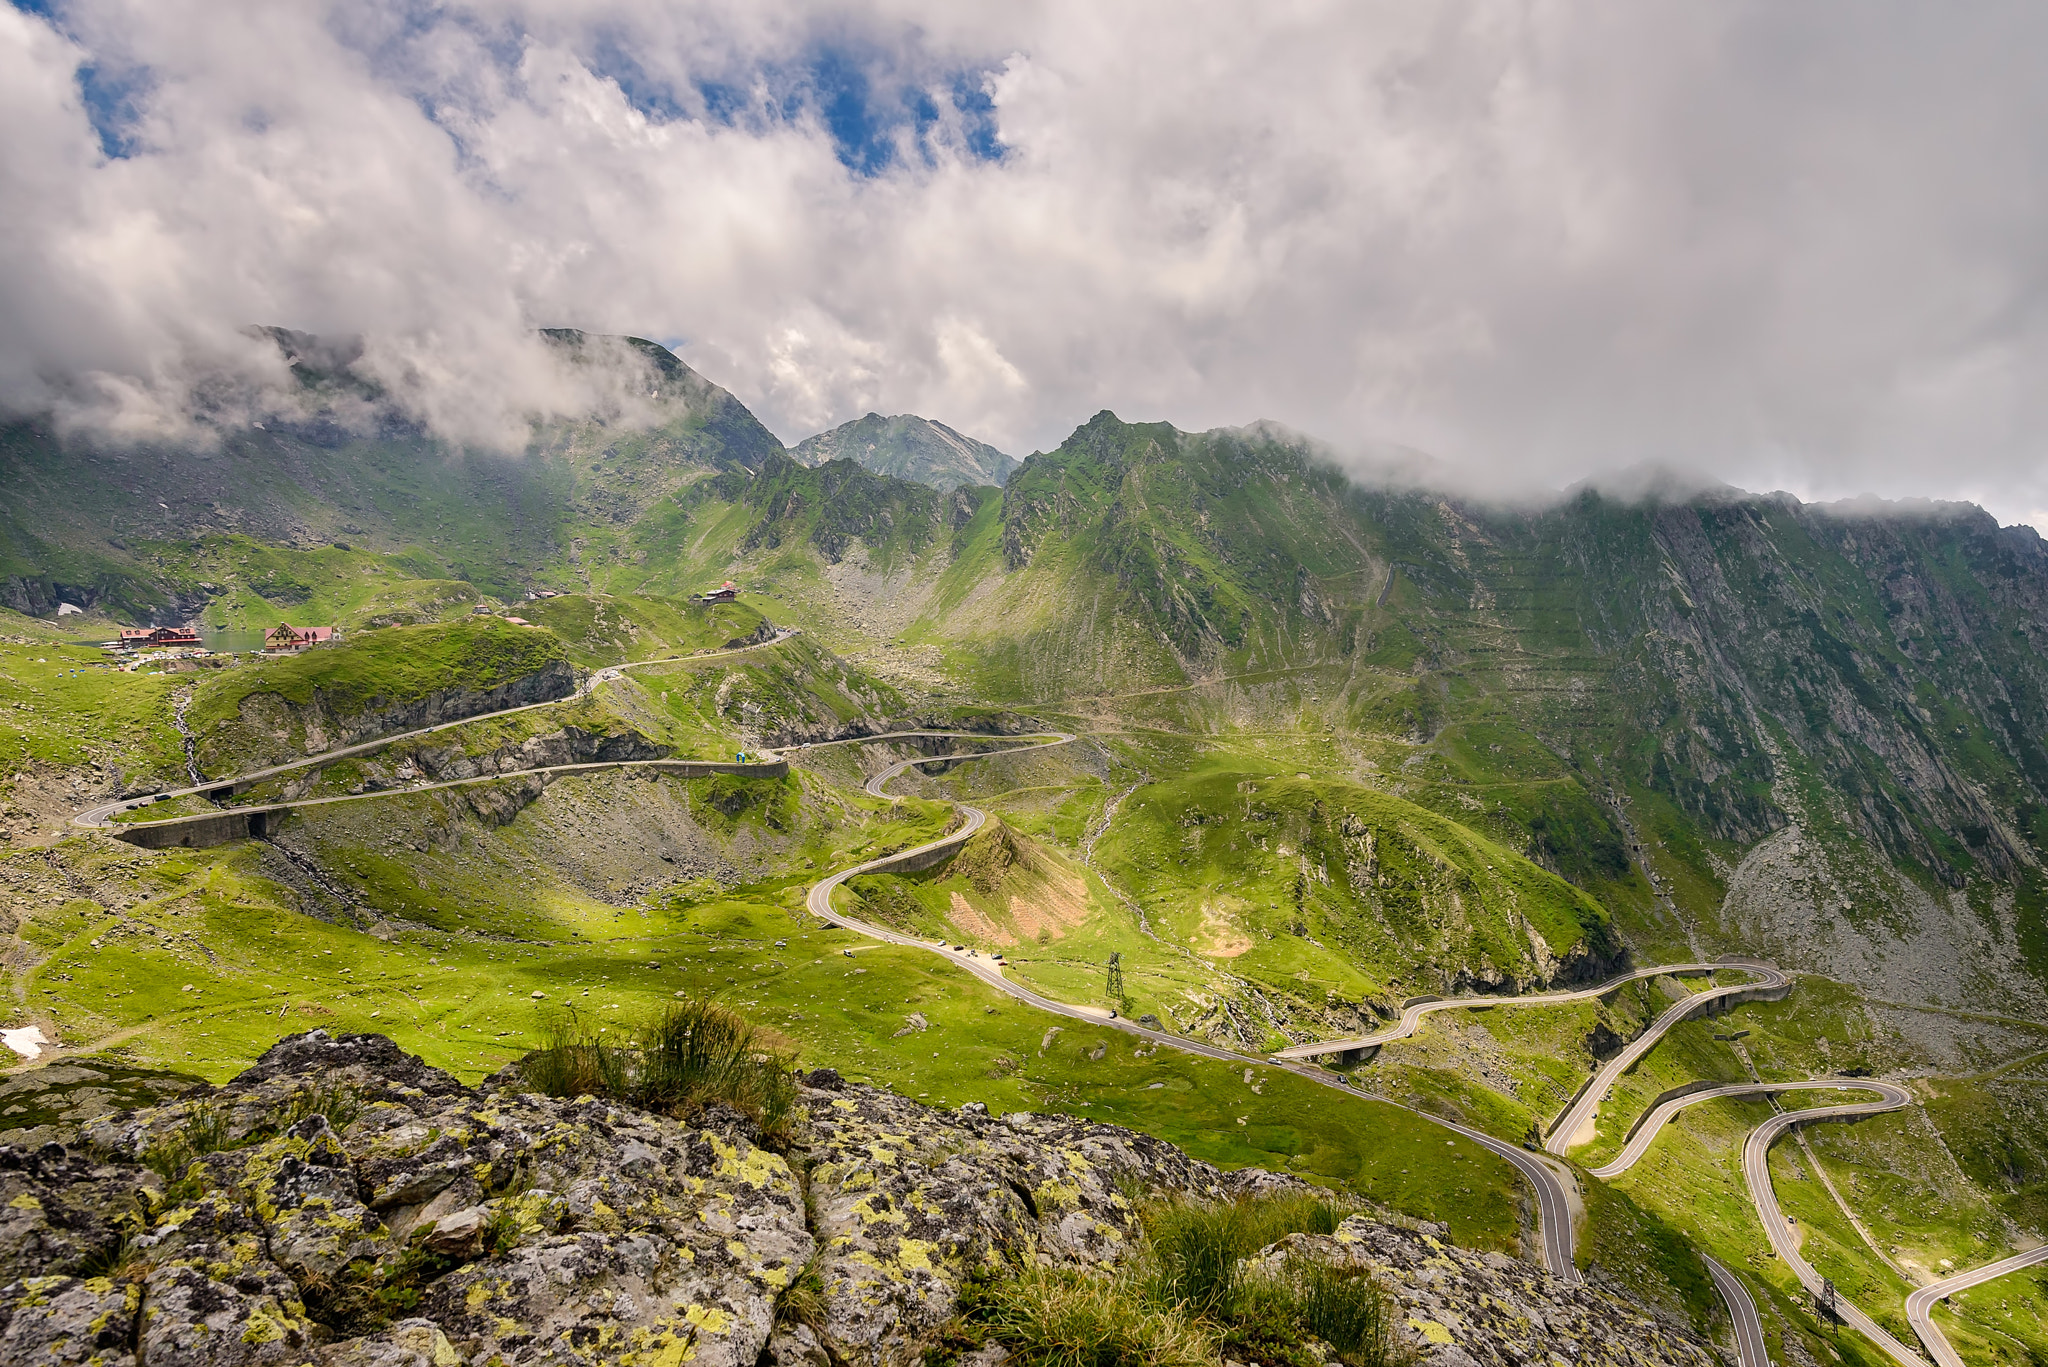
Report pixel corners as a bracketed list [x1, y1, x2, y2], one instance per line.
[791, 412, 1017, 491]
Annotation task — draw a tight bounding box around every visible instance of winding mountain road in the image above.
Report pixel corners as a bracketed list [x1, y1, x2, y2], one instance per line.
[1275, 962, 1785, 1064]
[71, 629, 800, 830]
[800, 734, 1983, 1367]
[1589, 1080, 1886, 1179]
[1740, 1082, 1929, 1367]
[1582, 1070, 2048, 1367]
[1545, 962, 1790, 1156]
[1905, 1245, 2048, 1367]
[1703, 1255, 1770, 1367]
[795, 731, 1589, 1282]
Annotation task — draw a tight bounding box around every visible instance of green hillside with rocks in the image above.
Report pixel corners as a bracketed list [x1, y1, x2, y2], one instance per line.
[3, 358, 2047, 1367]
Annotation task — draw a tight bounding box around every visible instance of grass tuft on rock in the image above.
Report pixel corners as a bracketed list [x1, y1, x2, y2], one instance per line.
[139, 1100, 239, 1193]
[275, 1080, 365, 1133]
[978, 1266, 1215, 1367]
[519, 995, 800, 1142]
[962, 1191, 1402, 1367]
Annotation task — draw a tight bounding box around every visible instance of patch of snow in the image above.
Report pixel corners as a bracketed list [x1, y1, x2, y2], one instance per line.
[56, 602, 82, 616]
[2, 1026, 49, 1059]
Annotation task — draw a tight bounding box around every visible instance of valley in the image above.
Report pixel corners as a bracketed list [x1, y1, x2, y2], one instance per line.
[3, 336, 2047, 1367]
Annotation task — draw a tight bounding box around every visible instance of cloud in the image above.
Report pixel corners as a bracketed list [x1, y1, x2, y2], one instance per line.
[4, 1, 2048, 525]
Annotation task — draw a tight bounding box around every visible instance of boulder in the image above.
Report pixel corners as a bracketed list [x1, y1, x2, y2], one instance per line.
[0, 1033, 1718, 1367]
[1248, 1216, 1721, 1367]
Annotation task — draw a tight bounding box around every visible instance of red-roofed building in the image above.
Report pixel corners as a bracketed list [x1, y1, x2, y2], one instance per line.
[119, 625, 200, 649]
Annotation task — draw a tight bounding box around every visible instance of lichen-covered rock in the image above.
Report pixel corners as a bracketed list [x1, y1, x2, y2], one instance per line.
[0, 1033, 1718, 1367]
[1249, 1216, 1719, 1367]
[138, 1261, 317, 1367]
[794, 1085, 1302, 1360]
[54, 1032, 814, 1367]
[0, 1273, 139, 1366]
[318, 1317, 464, 1367]
[0, 1143, 150, 1284]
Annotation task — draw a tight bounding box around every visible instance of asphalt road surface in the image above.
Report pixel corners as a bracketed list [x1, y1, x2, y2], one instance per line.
[1545, 963, 1791, 1157]
[1740, 1082, 1929, 1367]
[1904, 1243, 2048, 1367]
[95, 756, 790, 835]
[1591, 1080, 1891, 1179]
[1704, 1255, 1771, 1367]
[1276, 962, 1781, 1063]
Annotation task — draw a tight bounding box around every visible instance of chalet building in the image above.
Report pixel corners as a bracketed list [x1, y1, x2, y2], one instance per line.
[264, 623, 337, 653]
[693, 581, 740, 603]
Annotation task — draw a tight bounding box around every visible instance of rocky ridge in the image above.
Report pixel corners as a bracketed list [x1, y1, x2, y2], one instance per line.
[792, 414, 1017, 492]
[0, 1032, 1720, 1367]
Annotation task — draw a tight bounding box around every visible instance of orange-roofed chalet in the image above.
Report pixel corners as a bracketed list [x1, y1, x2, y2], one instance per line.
[264, 623, 338, 653]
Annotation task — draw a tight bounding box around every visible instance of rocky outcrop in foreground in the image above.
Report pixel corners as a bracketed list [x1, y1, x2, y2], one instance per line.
[0, 1032, 1717, 1367]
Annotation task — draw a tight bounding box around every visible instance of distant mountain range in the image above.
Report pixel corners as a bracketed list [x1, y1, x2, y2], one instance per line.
[10, 326, 2048, 1336]
[6, 331, 2048, 1021]
[792, 412, 1017, 491]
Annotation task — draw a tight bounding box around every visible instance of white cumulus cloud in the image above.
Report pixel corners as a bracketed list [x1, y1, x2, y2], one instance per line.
[2, 1, 2046, 525]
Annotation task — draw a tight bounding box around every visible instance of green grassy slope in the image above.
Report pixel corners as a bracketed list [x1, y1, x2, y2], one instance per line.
[184, 618, 569, 771]
[0, 610, 189, 791]
[0, 777, 1532, 1256]
[511, 593, 770, 666]
[150, 534, 486, 631]
[0, 334, 785, 622]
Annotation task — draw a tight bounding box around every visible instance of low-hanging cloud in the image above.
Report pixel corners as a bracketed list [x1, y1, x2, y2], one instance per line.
[5, 1, 2048, 525]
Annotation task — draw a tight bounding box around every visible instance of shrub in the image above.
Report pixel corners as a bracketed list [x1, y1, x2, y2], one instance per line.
[981, 1266, 1213, 1367]
[971, 1191, 1401, 1367]
[1143, 1190, 1352, 1315]
[775, 1253, 829, 1336]
[140, 1101, 238, 1193]
[275, 1080, 365, 1132]
[71, 1228, 144, 1281]
[1148, 1202, 1245, 1316]
[520, 1006, 632, 1100]
[639, 997, 793, 1124]
[519, 995, 799, 1143]
[1287, 1257, 1397, 1367]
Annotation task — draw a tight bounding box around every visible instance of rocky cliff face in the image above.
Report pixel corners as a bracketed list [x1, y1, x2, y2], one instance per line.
[0, 1032, 1718, 1367]
[214, 661, 582, 771]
